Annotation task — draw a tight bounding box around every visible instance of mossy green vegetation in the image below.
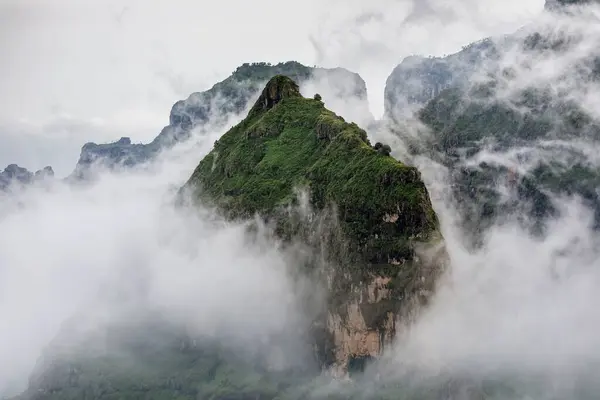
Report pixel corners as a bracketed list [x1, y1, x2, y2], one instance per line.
[183, 75, 440, 274]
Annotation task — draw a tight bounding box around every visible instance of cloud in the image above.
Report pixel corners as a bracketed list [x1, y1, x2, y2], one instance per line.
[0, 123, 322, 397]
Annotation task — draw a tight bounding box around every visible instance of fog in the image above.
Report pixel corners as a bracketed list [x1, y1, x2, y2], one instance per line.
[0, 121, 288, 390]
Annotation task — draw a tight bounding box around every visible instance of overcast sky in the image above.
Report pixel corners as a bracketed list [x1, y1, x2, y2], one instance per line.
[0, 0, 544, 176]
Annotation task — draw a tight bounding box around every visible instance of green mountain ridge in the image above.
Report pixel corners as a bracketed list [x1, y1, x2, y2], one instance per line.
[182, 73, 447, 382]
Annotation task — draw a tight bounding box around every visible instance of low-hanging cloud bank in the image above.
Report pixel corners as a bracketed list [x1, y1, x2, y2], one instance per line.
[0, 126, 321, 397]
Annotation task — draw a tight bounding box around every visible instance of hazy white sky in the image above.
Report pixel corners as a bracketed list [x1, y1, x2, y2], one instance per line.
[0, 0, 544, 175]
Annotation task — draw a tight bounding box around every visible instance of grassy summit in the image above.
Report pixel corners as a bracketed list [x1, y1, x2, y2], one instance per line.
[183, 75, 440, 271]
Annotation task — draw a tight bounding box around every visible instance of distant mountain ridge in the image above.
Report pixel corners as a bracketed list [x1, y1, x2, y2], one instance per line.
[69, 61, 371, 180]
[383, 39, 499, 122]
[1, 61, 371, 188]
[0, 164, 54, 191]
[383, 0, 600, 123]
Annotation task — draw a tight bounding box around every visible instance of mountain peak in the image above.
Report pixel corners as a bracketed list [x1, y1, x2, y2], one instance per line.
[182, 75, 446, 377]
[248, 75, 301, 115]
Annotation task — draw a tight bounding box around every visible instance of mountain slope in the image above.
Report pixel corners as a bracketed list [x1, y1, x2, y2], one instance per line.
[17, 309, 317, 400]
[546, 0, 600, 9]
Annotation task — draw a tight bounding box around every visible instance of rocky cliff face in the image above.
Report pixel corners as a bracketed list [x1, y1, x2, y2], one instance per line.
[384, 56, 456, 119]
[324, 276, 396, 377]
[183, 75, 447, 376]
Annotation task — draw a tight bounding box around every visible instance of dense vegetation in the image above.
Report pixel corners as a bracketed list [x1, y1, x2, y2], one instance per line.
[183, 75, 440, 278]
[21, 5, 600, 396]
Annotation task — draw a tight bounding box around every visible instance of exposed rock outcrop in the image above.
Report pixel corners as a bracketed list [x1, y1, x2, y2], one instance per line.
[69, 137, 150, 180]
[248, 75, 302, 114]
